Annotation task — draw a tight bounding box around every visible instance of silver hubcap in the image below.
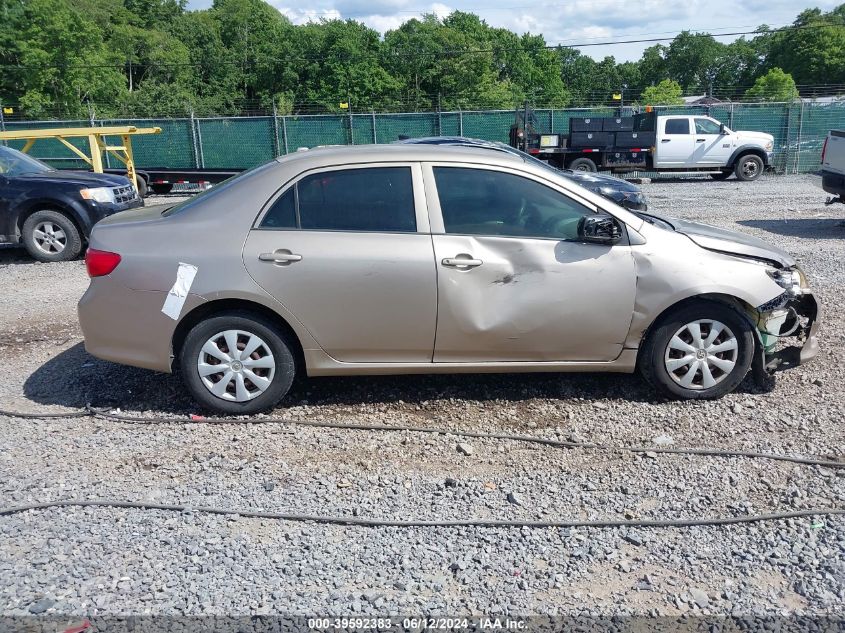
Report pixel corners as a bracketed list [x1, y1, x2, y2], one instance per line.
[197, 330, 275, 402]
[664, 319, 738, 390]
[741, 159, 759, 179]
[32, 221, 67, 254]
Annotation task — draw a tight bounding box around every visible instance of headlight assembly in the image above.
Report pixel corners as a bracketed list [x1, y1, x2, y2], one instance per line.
[80, 187, 116, 204]
[767, 266, 808, 297]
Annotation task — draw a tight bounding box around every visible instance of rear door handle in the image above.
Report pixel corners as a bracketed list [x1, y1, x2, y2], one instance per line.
[661, 139, 671, 143]
[259, 249, 302, 264]
[442, 256, 483, 268]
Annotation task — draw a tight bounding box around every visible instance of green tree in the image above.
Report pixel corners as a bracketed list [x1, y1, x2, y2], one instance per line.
[711, 38, 767, 98]
[637, 44, 667, 88]
[384, 12, 518, 112]
[640, 79, 684, 105]
[664, 31, 725, 92]
[744, 67, 800, 102]
[765, 6, 845, 85]
[1, 0, 125, 116]
[298, 19, 402, 112]
[491, 30, 569, 107]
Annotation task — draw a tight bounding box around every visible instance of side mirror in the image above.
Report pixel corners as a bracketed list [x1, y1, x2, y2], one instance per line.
[719, 123, 726, 135]
[578, 213, 622, 244]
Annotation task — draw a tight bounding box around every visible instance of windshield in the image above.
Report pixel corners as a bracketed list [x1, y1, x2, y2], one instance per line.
[0, 146, 53, 176]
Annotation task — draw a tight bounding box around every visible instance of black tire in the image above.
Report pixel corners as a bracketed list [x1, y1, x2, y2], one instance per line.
[21, 209, 83, 262]
[151, 183, 173, 195]
[180, 311, 296, 414]
[568, 157, 598, 173]
[710, 171, 732, 181]
[134, 176, 148, 198]
[733, 154, 764, 182]
[639, 300, 755, 400]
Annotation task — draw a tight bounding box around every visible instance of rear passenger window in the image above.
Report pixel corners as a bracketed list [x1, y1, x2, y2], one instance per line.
[665, 119, 691, 135]
[260, 167, 416, 232]
[261, 188, 296, 228]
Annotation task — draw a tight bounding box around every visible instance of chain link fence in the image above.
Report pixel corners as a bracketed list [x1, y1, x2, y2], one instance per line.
[1, 102, 843, 174]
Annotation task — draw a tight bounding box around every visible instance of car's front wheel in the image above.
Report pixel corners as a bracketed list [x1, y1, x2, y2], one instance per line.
[180, 312, 296, 414]
[21, 209, 83, 262]
[639, 301, 755, 400]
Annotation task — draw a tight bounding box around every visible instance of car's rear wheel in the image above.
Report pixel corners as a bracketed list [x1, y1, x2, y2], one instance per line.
[21, 209, 83, 262]
[734, 154, 764, 182]
[568, 157, 598, 172]
[180, 312, 296, 414]
[639, 301, 755, 400]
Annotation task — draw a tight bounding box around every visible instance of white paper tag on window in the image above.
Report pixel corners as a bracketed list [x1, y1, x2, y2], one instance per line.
[161, 262, 198, 320]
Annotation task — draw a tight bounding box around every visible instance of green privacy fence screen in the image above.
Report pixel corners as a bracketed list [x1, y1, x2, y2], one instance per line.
[2, 101, 843, 174]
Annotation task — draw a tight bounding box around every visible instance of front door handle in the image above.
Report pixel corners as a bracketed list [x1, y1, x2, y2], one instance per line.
[661, 139, 671, 143]
[696, 138, 706, 143]
[259, 249, 302, 265]
[442, 256, 483, 269]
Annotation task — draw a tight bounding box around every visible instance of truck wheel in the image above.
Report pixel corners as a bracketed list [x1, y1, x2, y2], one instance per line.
[22, 210, 83, 262]
[710, 171, 731, 181]
[569, 157, 598, 173]
[734, 154, 764, 182]
[151, 183, 173, 195]
[135, 177, 148, 198]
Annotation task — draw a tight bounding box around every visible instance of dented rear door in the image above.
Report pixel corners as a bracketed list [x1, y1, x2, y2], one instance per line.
[425, 163, 637, 362]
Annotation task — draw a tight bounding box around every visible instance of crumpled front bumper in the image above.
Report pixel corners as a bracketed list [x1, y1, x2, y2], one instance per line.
[752, 291, 820, 376]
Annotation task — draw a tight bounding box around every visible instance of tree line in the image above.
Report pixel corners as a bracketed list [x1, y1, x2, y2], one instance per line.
[1, 0, 844, 118]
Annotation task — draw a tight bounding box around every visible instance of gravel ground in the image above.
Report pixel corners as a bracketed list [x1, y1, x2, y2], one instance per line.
[0, 175, 843, 619]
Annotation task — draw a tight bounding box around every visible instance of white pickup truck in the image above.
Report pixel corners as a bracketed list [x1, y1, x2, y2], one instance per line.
[522, 111, 776, 181]
[820, 130, 845, 202]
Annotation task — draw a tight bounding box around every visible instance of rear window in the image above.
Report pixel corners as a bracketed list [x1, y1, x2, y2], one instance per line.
[260, 167, 416, 233]
[664, 119, 691, 135]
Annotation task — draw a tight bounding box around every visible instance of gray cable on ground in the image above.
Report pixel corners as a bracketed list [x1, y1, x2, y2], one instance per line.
[0, 406, 842, 470]
[89, 408, 845, 470]
[0, 499, 842, 528]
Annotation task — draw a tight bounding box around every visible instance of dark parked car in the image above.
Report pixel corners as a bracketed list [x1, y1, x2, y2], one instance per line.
[398, 136, 648, 211]
[0, 146, 143, 262]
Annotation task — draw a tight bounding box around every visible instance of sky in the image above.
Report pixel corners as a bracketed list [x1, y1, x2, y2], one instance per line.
[185, 0, 841, 62]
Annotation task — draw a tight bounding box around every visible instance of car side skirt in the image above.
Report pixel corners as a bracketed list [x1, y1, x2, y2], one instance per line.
[303, 348, 639, 376]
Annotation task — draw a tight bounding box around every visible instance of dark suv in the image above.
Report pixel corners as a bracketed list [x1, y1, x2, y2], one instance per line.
[0, 146, 143, 262]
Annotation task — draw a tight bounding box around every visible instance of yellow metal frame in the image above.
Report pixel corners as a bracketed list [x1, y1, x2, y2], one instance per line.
[0, 126, 161, 190]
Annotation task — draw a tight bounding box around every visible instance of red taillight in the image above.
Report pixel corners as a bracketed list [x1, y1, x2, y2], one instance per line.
[821, 137, 829, 164]
[85, 248, 122, 277]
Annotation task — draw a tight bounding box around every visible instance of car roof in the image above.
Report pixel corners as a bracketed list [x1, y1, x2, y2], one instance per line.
[275, 142, 526, 169]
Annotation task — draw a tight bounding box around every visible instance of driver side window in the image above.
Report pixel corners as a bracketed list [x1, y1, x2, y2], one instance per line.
[433, 167, 594, 241]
